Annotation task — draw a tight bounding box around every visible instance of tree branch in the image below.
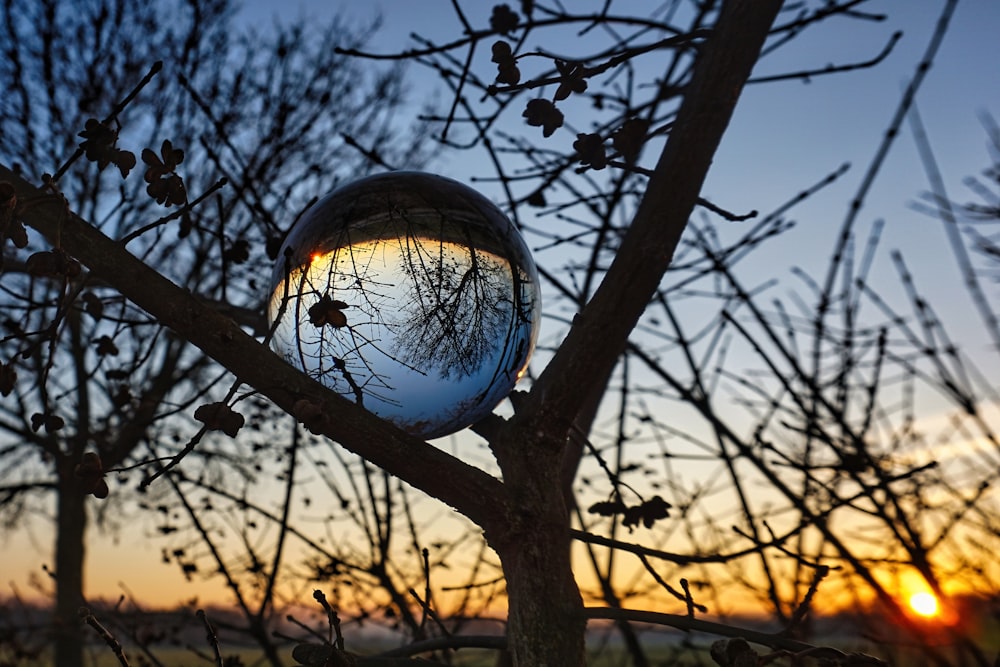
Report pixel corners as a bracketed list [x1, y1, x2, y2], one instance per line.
[580, 607, 886, 665]
[0, 163, 509, 536]
[520, 0, 784, 431]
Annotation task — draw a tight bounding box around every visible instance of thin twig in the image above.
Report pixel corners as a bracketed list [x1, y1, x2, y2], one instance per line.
[580, 607, 886, 665]
[79, 607, 131, 667]
[197, 609, 224, 667]
[119, 177, 228, 246]
[51, 61, 163, 182]
[749, 31, 901, 84]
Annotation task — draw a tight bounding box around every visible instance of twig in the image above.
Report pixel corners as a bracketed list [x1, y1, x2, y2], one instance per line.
[313, 589, 344, 649]
[634, 552, 707, 613]
[119, 177, 228, 246]
[680, 578, 700, 617]
[818, 0, 958, 324]
[341, 133, 398, 171]
[785, 565, 829, 632]
[569, 525, 802, 565]
[485, 30, 707, 97]
[695, 195, 758, 222]
[283, 612, 330, 644]
[908, 101, 1000, 351]
[51, 61, 163, 182]
[79, 607, 131, 667]
[749, 31, 901, 84]
[197, 609, 224, 667]
[335, 16, 697, 61]
[373, 635, 507, 658]
[580, 607, 886, 665]
[139, 425, 208, 489]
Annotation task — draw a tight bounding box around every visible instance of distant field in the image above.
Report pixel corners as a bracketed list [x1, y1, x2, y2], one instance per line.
[15, 615, 1000, 667]
[29, 645, 705, 667]
[49, 645, 508, 667]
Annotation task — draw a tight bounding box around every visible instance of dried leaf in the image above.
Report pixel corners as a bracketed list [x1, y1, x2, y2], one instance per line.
[522, 98, 563, 137]
[143, 140, 187, 206]
[491, 40, 520, 85]
[159, 139, 185, 170]
[612, 118, 651, 164]
[146, 173, 187, 206]
[573, 133, 607, 170]
[95, 335, 119, 357]
[26, 249, 82, 279]
[78, 119, 133, 178]
[25, 251, 58, 277]
[30, 412, 64, 433]
[309, 295, 349, 328]
[223, 239, 250, 264]
[497, 62, 521, 86]
[589, 495, 670, 531]
[490, 4, 520, 34]
[622, 495, 671, 530]
[78, 119, 117, 168]
[0, 183, 27, 253]
[554, 60, 587, 101]
[491, 40, 513, 63]
[75, 451, 109, 499]
[115, 149, 136, 178]
[0, 360, 16, 396]
[4, 219, 28, 250]
[194, 402, 245, 437]
[141, 147, 164, 177]
[82, 292, 104, 320]
[588, 500, 626, 517]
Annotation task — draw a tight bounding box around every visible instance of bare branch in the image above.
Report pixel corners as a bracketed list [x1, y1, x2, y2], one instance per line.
[1, 163, 509, 535]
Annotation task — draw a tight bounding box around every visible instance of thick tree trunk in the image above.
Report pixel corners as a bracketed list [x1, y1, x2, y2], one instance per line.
[490, 433, 586, 666]
[53, 461, 87, 667]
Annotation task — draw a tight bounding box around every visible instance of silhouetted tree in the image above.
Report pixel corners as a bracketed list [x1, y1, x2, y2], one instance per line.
[0, 1, 429, 665]
[3, 1, 998, 666]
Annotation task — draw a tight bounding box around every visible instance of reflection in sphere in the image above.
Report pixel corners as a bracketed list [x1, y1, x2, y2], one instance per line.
[267, 171, 540, 439]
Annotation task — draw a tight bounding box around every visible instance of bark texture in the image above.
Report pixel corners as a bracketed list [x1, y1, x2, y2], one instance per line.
[491, 432, 586, 666]
[53, 463, 86, 667]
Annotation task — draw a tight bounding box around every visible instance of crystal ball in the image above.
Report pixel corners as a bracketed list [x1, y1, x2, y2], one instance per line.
[267, 171, 540, 439]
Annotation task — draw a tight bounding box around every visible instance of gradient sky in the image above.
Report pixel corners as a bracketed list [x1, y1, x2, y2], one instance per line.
[3, 0, 999, 610]
[236, 0, 1000, 340]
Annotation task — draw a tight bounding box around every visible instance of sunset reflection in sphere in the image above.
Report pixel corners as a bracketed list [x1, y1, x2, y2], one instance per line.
[267, 172, 540, 439]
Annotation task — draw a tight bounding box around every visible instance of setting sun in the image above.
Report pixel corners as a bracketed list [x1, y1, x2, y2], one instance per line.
[909, 592, 940, 619]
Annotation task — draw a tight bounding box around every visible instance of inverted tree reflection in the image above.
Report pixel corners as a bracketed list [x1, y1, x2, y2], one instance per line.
[268, 172, 539, 438]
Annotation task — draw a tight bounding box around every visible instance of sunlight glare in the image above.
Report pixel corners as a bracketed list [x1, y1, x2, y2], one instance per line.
[908, 592, 940, 618]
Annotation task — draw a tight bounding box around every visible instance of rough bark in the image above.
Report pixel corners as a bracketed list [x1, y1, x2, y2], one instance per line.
[490, 431, 586, 666]
[53, 462, 87, 667]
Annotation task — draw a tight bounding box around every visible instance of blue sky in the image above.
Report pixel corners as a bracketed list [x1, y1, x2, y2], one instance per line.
[260, 0, 1000, 385]
[4, 0, 999, 609]
[236, 0, 1000, 318]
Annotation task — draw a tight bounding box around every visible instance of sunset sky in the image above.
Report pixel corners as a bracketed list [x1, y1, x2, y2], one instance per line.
[3, 0, 999, 616]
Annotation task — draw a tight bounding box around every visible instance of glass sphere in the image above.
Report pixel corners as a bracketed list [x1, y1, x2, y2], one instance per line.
[267, 171, 540, 439]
